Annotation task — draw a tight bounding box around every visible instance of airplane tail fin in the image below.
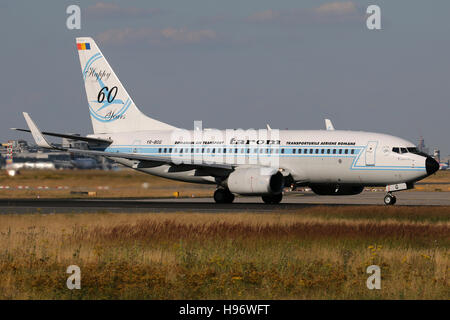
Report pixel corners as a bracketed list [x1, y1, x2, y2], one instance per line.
[76, 37, 176, 134]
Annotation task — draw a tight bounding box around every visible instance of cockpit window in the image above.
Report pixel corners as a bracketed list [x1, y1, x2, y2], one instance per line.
[392, 146, 428, 157]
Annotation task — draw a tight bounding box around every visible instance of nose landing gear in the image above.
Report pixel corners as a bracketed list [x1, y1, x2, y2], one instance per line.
[383, 183, 410, 205]
[383, 193, 397, 205]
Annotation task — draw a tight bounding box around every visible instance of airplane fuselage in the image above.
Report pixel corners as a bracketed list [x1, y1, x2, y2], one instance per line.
[89, 129, 430, 188]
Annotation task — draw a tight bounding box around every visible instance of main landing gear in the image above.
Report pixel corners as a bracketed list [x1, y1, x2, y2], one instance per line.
[261, 193, 283, 204]
[214, 188, 235, 203]
[383, 193, 397, 206]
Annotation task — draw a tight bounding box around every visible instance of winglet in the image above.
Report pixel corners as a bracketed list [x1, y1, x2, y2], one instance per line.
[325, 119, 335, 131]
[22, 112, 53, 148]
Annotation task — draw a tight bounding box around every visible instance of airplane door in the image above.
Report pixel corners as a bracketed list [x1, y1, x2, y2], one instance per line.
[365, 141, 378, 166]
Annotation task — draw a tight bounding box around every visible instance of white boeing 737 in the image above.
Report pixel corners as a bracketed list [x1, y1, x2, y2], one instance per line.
[14, 37, 439, 205]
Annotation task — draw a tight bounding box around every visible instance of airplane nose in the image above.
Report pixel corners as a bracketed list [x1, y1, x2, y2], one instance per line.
[426, 157, 439, 175]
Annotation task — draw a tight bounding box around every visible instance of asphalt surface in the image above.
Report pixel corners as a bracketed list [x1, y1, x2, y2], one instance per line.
[0, 191, 449, 214]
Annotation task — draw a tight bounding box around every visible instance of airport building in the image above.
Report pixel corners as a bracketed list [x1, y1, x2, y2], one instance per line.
[0, 139, 116, 170]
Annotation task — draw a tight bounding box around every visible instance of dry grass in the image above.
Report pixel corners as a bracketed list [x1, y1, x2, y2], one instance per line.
[0, 206, 448, 299]
[420, 170, 450, 183]
[0, 169, 214, 198]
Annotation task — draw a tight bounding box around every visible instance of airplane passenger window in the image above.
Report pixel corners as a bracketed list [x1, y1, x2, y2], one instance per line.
[247, 148, 250, 153]
[315, 149, 319, 154]
[327, 149, 330, 154]
[212, 148, 215, 153]
[310, 149, 313, 154]
[164, 148, 167, 153]
[281, 149, 284, 154]
[321, 149, 324, 154]
[351, 149, 355, 154]
[345, 149, 348, 154]
[191, 148, 194, 153]
[339, 149, 342, 154]
[223, 149, 226, 154]
[293, 149, 296, 154]
[333, 149, 336, 154]
[235, 148, 238, 153]
[169, 148, 172, 153]
[180, 149, 183, 153]
[304, 149, 308, 154]
[158, 148, 161, 153]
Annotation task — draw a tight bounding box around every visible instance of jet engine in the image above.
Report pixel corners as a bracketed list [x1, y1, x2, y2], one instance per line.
[310, 184, 364, 195]
[226, 168, 284, 195]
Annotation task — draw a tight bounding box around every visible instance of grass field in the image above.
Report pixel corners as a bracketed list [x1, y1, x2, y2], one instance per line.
[0, 206, 448, 299]
[0, 169, 214, 199]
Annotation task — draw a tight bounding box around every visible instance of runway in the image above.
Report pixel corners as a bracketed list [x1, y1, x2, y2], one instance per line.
[0, 191, 449, 214]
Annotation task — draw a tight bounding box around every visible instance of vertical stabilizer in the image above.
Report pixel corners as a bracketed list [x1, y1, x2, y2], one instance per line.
[76, 37, 176, 134]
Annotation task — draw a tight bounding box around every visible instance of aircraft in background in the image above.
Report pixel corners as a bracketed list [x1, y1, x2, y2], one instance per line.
[13, 37, 440, 205]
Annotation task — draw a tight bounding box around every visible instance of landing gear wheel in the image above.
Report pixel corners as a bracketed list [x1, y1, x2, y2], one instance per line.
[262, 193, 283, 204]
[384, 194, 396, 206]
[214, 188, 235, 203]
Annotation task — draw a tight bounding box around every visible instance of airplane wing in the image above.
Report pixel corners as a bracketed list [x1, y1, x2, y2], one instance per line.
[19, 112, 234, 170]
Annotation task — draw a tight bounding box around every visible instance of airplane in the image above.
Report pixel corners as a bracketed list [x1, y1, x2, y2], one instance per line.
[13, 37, 440, 205]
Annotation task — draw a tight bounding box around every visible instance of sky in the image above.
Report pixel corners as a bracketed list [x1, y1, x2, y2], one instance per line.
[1, 0, 449, 155]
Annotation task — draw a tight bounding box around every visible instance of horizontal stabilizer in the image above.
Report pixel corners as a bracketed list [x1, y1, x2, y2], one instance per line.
[11, 128, 112, 144]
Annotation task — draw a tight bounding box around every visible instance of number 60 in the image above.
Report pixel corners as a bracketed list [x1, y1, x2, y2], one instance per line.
[98, 86, 118, 103]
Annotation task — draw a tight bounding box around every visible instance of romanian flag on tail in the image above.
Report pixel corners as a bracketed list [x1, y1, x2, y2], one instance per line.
[77, 43, 91, 50]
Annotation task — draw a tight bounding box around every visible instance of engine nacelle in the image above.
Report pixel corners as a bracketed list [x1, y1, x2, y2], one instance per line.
[227, 168, 284, 195]
[310, 184, 364, 196]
